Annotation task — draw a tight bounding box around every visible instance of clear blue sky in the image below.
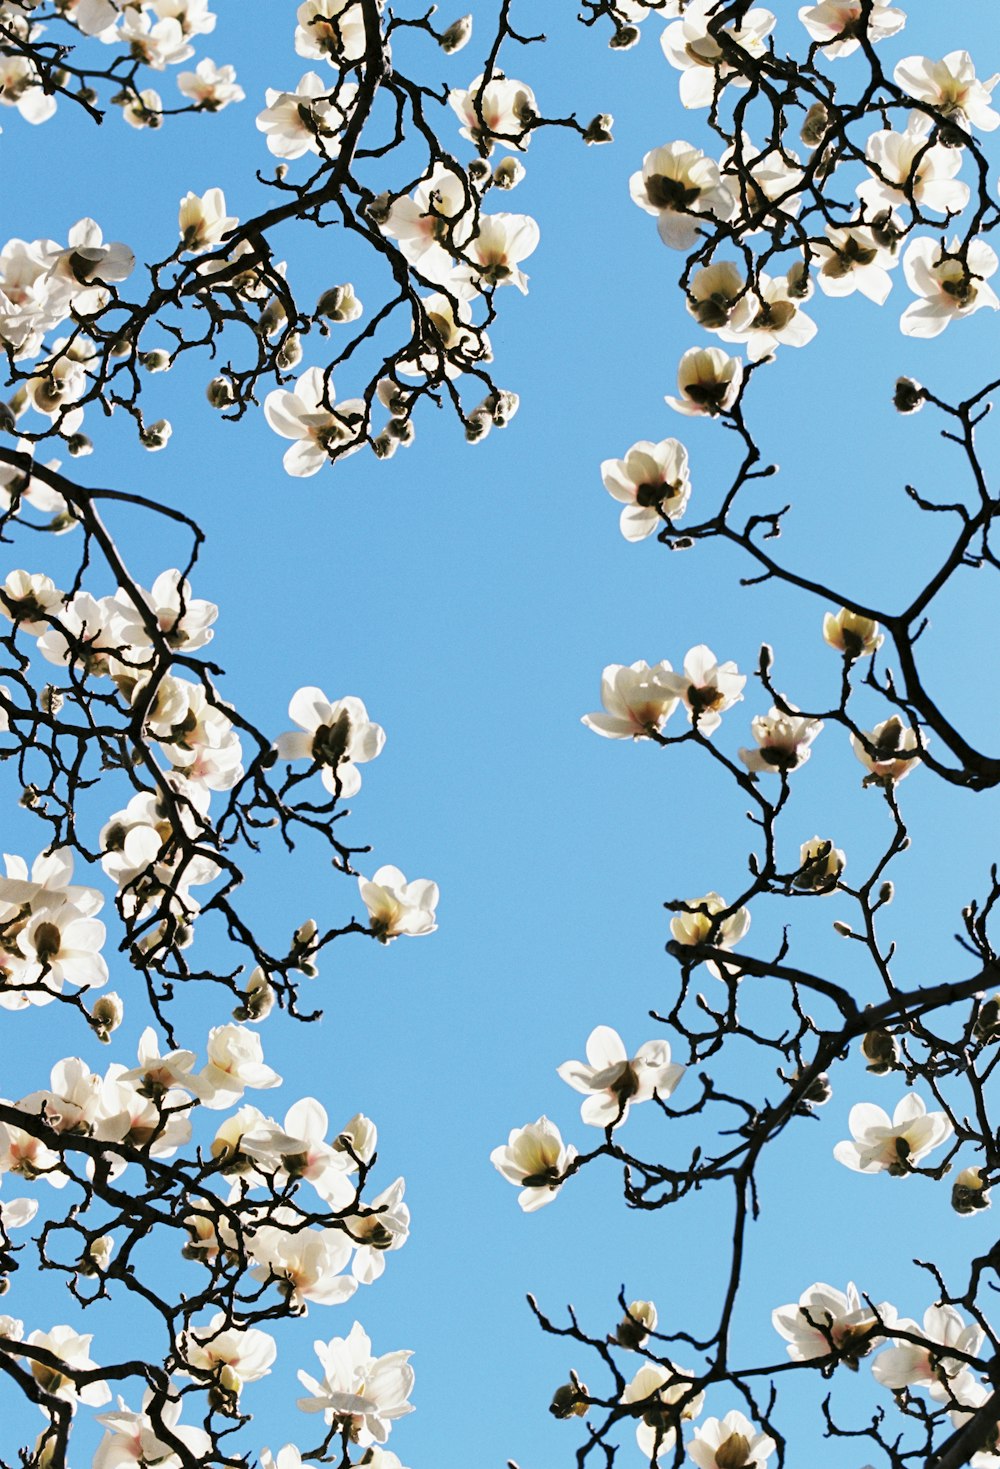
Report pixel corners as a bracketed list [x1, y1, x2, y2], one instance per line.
[3, 2, 1000, 1465]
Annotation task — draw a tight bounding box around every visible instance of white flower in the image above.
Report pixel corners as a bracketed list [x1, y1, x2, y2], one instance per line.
[296, 1322, 415, 1445]
[0, 55, 56, 125]
[264, 366, 365, 475]
[601, 438, 690, 541]
[17, 899, 108, 995]
[111, 568, 217, 652]
[660, 644, 745, 734]
[242, 1097, 356, 1207]
[120, 8, 193, 67]
[894, 51, 1000, 132]
[0, 570, 62, 634]
[0, 1120, 67, 1186]
[250, 1224, 357, 1309]
[177, 58, 244, 111]
[670, 893, 750, 955]
[800, 0, 904, 58]
[834, 1092, 953, 1175]
[466, 212, 539, 294]
[122, 89, 164, 129]
[276, 687, 384, 797]
[873, 1304, 984, 1402]
[295, 0, 367, 66]
[381, 164, 477, 280]
[23, 1325, 111, 1406]
[823, 606, 883, 658]
[901, 236, 999, 337]
[184, 1314, 277, 1391]
[814, 224, 898, 306]
[581, 660, 678, 739]
[858, 113, 970, 217]
[720, 135, 803, 233]
[851, 716, 922, 784]
[490, 1116, 577, 1212]
[346, 1176, 410, 1283]
[772, 1281, 896, 1363]
[449, 73, 537, 151]
[661, 1, 775, 110]
[557, 1025, 684, 1127]
[94, 1391, 211, 1469]
[794, 836, 846, 892]
[358, 866, 438, 942]
[256, 72, 355, 159]
[689, 1411, 775, 1469]
[666, 347, 742, 416]
[718, 269, 816, 359]
[199, 1024, 282, 1109]
[739, 703, 823, 773]
[630, 141, 735, 251]
[178, 187, 238, 254]
[622, 1361, 704, 1463]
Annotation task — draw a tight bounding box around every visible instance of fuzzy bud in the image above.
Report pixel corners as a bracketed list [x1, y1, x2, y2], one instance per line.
[550, 1381, 589, 1419]
[206, 376, 235, 408]
[141, 349, 171, 373]
[862, 1027, 898, 1074]
[90, 992, 124, 1041]
[276, 333, 303, 371]
[615, 1299, 657, 1349]
[952, 1166, 990, 1215]
[492, 157, 525, 190]
[893, 376, 925, 414]
[583, 112, 614, 144]
[439, 14, 472, 53]
[66, 433, 93, 457]
[800, 101, 829, 146]
[140, 419, 172, 451]
[609, 25, 640, 49]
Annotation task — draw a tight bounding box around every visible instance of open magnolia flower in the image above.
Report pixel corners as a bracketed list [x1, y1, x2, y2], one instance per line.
[449, 73, 537, 151]
[296, 1322, 415, 1446]
[557, 1025, 684, 1127]
[834, 1092, 954, 1175]
[893, 51, 1000, 132]
[670, 892, 750, 963]
[600, 437, 691, 541]
[23, 1325, 111, 1407]
[358, 866, 438, 942]
[178, 187, 237, 254]
[621, 1360, 704, 1463]
[872, 1303, 984, 1402]
[666, 346, 742, 417]
[800, 0, 905, 57]
[659, 644, 745, 735]
[739, 703, 823, 773]
[814, 224, 899, 306]
[277, 687, 384, 798]
[858, 112, 970, 217]
[94, 1391, 211, 1469]
[794, 836, 846, 892]
[823, 606, 883, 659]
[851, 716, 922, 784]
[630, 141, 735, 251]
[901, 236, 999, 337]
[491, 1116, 576, 1211]
[689, 1411, 776, 1469]
[661, 0, 775, 110]
[717, 269, 817, 359]
[773, 1281, 895, 1364]
[581, 660, 678, 739]
[264, 367, 365, 475]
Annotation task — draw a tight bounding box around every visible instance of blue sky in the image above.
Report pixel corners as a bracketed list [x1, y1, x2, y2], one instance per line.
[3, 1, 1000, 1465]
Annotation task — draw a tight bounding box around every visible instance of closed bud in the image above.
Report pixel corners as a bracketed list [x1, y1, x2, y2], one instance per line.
[492, 157, 525, 190]
[108, 334, 134, 359]
[80, 1235, 114, 1274]
[387, 416, 415, 445]
[975, 996, 1000, 1042]
[372, 431, 398, 459]
[439, 14, 472, 53]
[276, 333, 303, 371]
[609, 24, 640, 49]
[583, 112, 614, 144]
[467, 158, 491, 184]
[78, 86, 99, 106]
[90, 992, 124, 1041]
[862, 1027, 898, 1074]
[800, 101, 829, 146]
[759, 643, 773, 672]
[67, 433, 93, 457]
[366, 191, 393, 225]
[893, 376, 925, 414]
[140, 419, 172, 451]
[465, 408, 492, 443]
[615, 1299, 657, 1349]
[952, 1166, 990, 1215]
[141, 349, 171, 372]
[832, 920, 852, 936]
[878, 881, 894, 905]
[206, 376, 235, 408]
[258, 299, 287, 338]
[550, 1381, 589, 1418]
[40, 685, 63, 716]
[486, 389, 519, 427]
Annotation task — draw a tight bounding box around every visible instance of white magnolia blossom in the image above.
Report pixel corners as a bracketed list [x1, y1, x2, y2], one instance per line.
[250, 1221, 357, 1308]
[199, 1024, 282, 1109]
[345, 1175, 410, 1283]
[872, 1304, 984, 1402]
[858, 112, 970, 217]
[382, 164, 477, 284]
[357, 866, 439, 942]
[155, 681, 244, 792]
[264, 366, 365, 475]
[256, 72, 356, 159]
[23, 1325, 111, 1406]
[717, 269, 816, 359]
[894, 51, 1000, 133]
[851, 716, 922, 783]
[119, 8, 193, 68]
[242, 1098, 357, 1207]
[491, 1116, 577, 1212]
[600, 437, 691, 541]
[834, 1092, 954, 1175]
[689, 1411, 776, 1469]
[739, 703, 823, 773]
[631, 141, 735, 251]
[111, 568, 218, 653]
[581, 660, 678, 739]
[800, 0, 905, 57]
[814, 224, 899, 305]
[94, 1391, 212, 1469]
[900, 236, 999, 337]
[661, 0, 775, 110]
[659, 644, 745, 734]
[123, 88, 164, 129]
[178, 187, 237, 254]
[276, 687, 384, 797]
[794, 835, 846, 892]
[621, 1361, 704, 1463]
[670, 892, 751, 956]
[183, 1314, 277, 1390]
[666, 347, 743, 417]
[823, 606, 883, 658]
[949, 1380, 1000, 1466]
[177, 57, 245, 110]
[0, 570, 62, 633]
[720, 135, 803, 233]
[0, 1119, 67, 1186]
[772, 1281, 896, 1363]
[0, 445, 70, 526]
[297, 1322, 415, 1445]
[397, 292, 491, 379]
[449, 73, 537, 151]
[557, 1025, 684, 1127]
[17, 899, 109, 996]
[464, 212, 540, 294]
[295, 0, 367, 66]
[35, 590, 118, 673]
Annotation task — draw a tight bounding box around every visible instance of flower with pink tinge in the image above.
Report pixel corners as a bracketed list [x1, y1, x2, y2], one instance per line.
[557, 1025, 684, 1128]
[264, 367, 365, 475]
[622, 1361, 704, 1462]
[466, 212, 539, 294]
[242, 1097, 356, 1208]
[660, 644, 745, 735]
[834, 1092, 953, 1175]
[295, 0, 367, 66]
[449, 73, 537, 152]
[894, 51, 1000, 132]
[689, 1411, 775, 1469]
[901, 236, 999, 337]
[183, 1314, 277, 1391]
[491, 1116, 577, 1212]
[666, 347, 742, 417]
[358, 866, 438, 942]
[277, 687, 384, 798]
[949, 1380, 1000, 1465]
[800, 0, 904, 58]
[851, 716, 922, 784]
[631, 141, 735, 251]
[739, 703, 823, 774]
[94, 1390, 211, 1469]
[581, 660, 678, 740]
[601, 438, 690, 541]
[250, 1222, 357, 1309]
[772, 1280, 896, 1364]
[873, 1303, 984, 1403]
[296, 1322, 414, 1446]
[177, 58, 244, 111]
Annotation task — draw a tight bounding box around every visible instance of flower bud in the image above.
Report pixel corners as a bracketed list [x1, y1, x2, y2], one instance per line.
[233, 967, 276, 1023]
[862, 1027, 898, 1074]
[952, 1166, 990, 1215]
[800, 101, 829, 146]
[893, 376, 925, 414]
[439, 14, 472, 53]
[615, 1299, 657, 1349]
[609, 25, 639, 49]
[206, 376, 235, 408]
[80, 1235, 114, 1274]
[258, 299, 287, 339]
[492, 157, 525, 190]
[976, 996, 1000, 1043]
[66, 433, 93, 457]
[372, 431, 398, 460]
[141, 349, 171, 372]
[550, 1381, 589, 1418]
[467, 158, 491, 185]
[583, 112, 614, 144]
[878, 881, 894, 906]
[140, 419, 172, 451]
[39, 685, 63, 716]
[315, 284, 362, 323]
[90, 992, 124, 1042]
[386, 416, 415, 445]
[276, 333, 303, 371]
[832, 920, 852, 936]
[365, 191, 393, 225]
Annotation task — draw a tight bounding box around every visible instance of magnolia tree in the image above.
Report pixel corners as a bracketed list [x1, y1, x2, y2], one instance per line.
[1, 0, 1000, 1467]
